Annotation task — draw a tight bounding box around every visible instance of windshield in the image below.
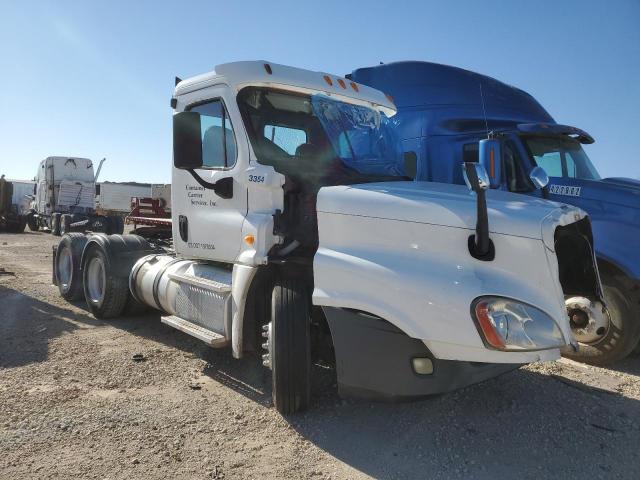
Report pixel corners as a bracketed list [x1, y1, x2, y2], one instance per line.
[237, 87, 405, 186]
[523, 136, 600, 180]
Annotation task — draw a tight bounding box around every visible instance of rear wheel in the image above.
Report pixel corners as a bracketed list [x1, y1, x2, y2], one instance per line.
[60, 214, 72, 236]
[89, 216, 109, 233]
[55, 233, 87, 301]
[264, 276, 311, 414]
[83, 245, 129, 319]
[111, 216, 124, 235]
[51, 213, 61, 236]
[564, 271, 640, 365]
[27, 213, 39, 231]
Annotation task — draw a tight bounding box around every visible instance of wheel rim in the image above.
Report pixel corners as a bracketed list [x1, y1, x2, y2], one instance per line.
[567, 296, 611, 345]
[86, 256, 106, 305]
[57, 247, 73, 291]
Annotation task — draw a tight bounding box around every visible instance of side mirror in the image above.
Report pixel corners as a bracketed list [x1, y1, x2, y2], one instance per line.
[478, 139, 501, 189]
[173, 111, 203, 170]
[462, 162, 490, 192]
[529, 166, 549, 189]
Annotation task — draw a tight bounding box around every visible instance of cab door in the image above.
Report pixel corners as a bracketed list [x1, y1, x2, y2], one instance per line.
[172, 85, 249, 263]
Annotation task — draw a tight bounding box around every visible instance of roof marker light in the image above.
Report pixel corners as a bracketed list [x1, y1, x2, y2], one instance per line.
[337, 79, 346, 89]
[263, 63, 272, 75]
[350, 82, 359, 92]
[323, 75, 333, 86]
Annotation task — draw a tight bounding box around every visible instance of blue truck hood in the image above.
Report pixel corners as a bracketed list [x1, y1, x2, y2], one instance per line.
[556, 177, 640, 209]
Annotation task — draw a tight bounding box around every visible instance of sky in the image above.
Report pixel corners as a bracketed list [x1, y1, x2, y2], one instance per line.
[0, 0, 638, 183]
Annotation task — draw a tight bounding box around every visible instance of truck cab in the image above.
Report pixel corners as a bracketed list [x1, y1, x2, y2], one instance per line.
[350, 61, 640, 364]
[54, 61, 604, 414]
[28, 156, 121, 236]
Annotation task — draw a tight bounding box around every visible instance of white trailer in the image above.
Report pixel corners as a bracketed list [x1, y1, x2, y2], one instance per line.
[53, 61, 605, 414]
[151, 183, 171, 210]
[96, 182, 152, 214]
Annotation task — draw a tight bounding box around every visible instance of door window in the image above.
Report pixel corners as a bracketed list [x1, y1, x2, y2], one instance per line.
[503, 142, 533, 192]
[263, 125, 307, 155]
[188, 100, 237, 168]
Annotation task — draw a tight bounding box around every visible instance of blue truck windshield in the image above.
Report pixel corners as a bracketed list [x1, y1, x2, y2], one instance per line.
[523, 136, 601, 180]
[237, 87, 405, 184]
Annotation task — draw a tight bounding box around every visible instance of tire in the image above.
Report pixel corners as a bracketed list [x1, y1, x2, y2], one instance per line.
[269, 276, 311, 414]
[563, 271, 640, 365]
[55, 233, 87, 301]
[89, 216, 109, 234]
[111, 216, 124, 235]
[51, 213, 61, 236]
[82, 245, 129, 319]
[15, 217, 27, 233]
[60, 214, 72, 236]
[27, 213, 39, 231]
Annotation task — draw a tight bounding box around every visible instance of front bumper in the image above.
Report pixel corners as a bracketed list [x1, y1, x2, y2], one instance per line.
[323, 307, 520, 400]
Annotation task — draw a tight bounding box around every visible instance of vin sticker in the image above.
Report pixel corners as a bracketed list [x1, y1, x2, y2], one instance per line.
[549, 185, 582, 197]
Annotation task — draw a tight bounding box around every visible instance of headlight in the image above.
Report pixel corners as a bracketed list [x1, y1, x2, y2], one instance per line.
[472, 296, 565, 351]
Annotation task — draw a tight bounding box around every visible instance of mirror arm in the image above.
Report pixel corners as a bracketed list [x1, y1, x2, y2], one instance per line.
[464, 162, 494, 261]
[187, 169, 233, 199]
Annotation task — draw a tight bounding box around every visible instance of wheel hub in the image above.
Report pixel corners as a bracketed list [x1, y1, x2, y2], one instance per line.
[565, 296, 610, 345]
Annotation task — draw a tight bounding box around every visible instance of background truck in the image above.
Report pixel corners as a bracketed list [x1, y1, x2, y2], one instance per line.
[0, 175, 27, 233]
[27, 156, 124, 236]
[350, 61, 640, 365]
[53, 61, 603, 414]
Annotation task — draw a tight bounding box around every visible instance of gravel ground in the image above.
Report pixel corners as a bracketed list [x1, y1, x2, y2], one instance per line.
[1, 230, 640, 480]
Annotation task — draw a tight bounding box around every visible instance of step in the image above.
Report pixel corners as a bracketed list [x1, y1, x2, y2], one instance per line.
[167, 272, 232, 293]
[161, 315, 229, 347]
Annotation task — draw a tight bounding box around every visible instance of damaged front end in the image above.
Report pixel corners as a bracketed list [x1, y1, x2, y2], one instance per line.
[551, 216, 608, 347]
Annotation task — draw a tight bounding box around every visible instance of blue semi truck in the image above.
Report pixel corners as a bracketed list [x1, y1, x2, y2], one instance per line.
[350, 61, 640, 365]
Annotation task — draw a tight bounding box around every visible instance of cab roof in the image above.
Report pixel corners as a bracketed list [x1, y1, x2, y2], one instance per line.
[174, 61, 396, 116]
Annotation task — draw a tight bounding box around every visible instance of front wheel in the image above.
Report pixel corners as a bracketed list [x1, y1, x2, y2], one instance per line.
[264, 277, 311, 415]
[564, 271, 640, 365]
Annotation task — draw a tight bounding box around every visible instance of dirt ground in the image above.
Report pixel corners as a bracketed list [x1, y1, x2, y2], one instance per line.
[1, 230, 640, 480]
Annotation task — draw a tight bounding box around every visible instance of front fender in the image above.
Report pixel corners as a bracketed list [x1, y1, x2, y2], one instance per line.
[313, 213, 571, 364]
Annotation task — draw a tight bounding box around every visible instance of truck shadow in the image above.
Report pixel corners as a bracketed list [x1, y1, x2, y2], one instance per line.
[0, 285, 102, 368]
[287, 368, 640, 479]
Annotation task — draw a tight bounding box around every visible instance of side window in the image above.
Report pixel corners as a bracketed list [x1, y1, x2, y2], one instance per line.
[565, 153, 578, 178]
[533, 151, 563, 177]
[263, 125, 307, 155]
[504, 142, 533, 193]
[189, 99, 237, 168]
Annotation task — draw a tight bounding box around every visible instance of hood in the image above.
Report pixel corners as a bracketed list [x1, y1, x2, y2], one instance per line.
[552, 177, 640, 209]
[317, 181, 585, 240]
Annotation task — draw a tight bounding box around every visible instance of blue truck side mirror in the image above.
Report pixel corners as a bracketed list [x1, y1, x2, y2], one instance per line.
[479, 139, 501, 189]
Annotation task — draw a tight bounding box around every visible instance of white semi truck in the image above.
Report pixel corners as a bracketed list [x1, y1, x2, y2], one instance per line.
[27, 156, 124, 236]
[53, 62, 606, 414]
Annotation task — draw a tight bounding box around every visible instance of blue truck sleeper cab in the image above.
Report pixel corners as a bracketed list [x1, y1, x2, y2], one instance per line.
[351, 61, 640, 365]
